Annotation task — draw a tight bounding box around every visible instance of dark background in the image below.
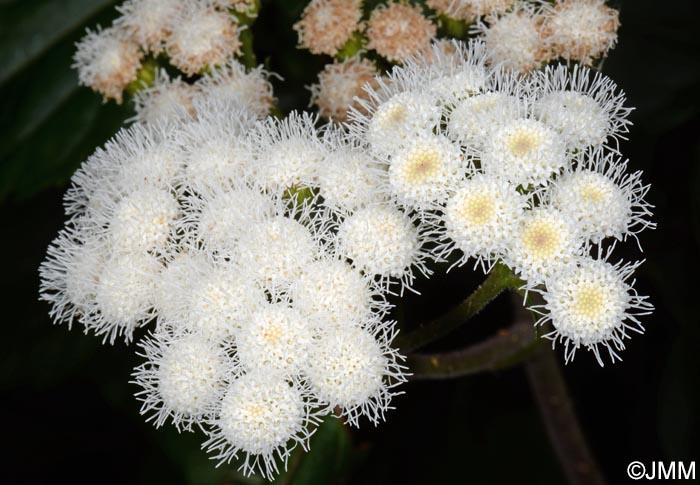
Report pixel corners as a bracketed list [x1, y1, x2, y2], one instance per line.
[1, 0, 698, 483]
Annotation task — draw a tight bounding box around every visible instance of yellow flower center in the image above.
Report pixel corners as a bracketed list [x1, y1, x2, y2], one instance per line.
[521, 220, 562, 259]
[572, 284, 608, 320]
[455, 193, 496, 226]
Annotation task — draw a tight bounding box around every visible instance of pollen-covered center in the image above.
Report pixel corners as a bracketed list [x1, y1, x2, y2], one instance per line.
[521, 219, 562, 259]
[261, 321, 284, 347]
[579, 182, 609, 204]
[507, 128, 544, 157]
[454, 193, 497, 226]
[378, 102, 407, 128]
[571, 284, 608, 321]
[402, 146, 442, 183]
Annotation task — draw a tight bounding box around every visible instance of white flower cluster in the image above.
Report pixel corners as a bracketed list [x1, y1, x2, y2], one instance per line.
[45, 31, 654, 478]
[40, 95, 406, 479]
[347, 40, 654, 365]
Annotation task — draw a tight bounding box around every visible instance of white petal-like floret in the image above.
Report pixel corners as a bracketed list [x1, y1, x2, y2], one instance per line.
[64, 122, 183, 220]
[397, 40, 490, 106]
[337, 204, 432, 291]
[251, 112, 325, 193]
[536, 257, 652, 365]
[108, 187, 179, 253]
[90, 251, 162, 343]
[480, 118, 568, 187]
[153, 251, 205, 323]
[351, 90, 441, 155]
[237, 216, 317, 290]
[290, 258, 387, 328]
[386, 133, 467, 209]
[133, 330, 235, 429]
[437, 174, 529, 270]
[447, 92, 523, 147]
[316, 130, 386, 213]
[176, 104, 258, 191]
[533, 64, 632, 152]
[236, 303, 315, 374]
[178, 185, 274, 257]
[174, 260, 267, 341]
[547, 151, 655, 244]
[204, 370, 321, 479]
[39, 226, 108, 327]
[305, 319, 407, 426]
[504, 207, 583, 284]
[427, 0, 515, 21]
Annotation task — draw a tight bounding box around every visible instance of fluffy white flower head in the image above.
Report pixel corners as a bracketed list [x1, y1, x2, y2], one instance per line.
[290, 259, 378, 327]
[196, 61, 275, 118]
[475, 5, 546, 72]
[205, 371, 317, 479]
[133, 331, 232, 429]
[92, 252, 161, 343]
[540, 258, 651, 364]
[181, 186, 272, 256]
[447, 92, 521, 146]
[363, 91, 441, 154]
[132, 71, 196, 124]
[183, 262, 267, 341]
[549, 152, 654, 244]
[254, 112, 324, 192]
[338, 205, 425, 287]
[541, 0, 619, 65]
[506, 208, 581, 284]
[481, 119, 567, 187]
[237, 303, 314, 374]
[39, 227, 106, 326]
[116, 0, 183, 52]
[535, 91, 609, 149]
[238, 216, 316, 289]
[316, 141, 385, 213]
[306, 323, 406, 425]
[388, 134, 465, 209]
[440, 174, 527, 267]
[109, 187, 179, 252]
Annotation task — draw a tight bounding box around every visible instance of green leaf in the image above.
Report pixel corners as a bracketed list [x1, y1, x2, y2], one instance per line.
[0, 0, 117, 84]
[0, 0, 130, 201]
[276, 416, 352, 485]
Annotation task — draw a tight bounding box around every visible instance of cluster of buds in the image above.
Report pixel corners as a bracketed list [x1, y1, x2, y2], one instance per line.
[73, 0, 259, 103]
[296, 0, 620, 121]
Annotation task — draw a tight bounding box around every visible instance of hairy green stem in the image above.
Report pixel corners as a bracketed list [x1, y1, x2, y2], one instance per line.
[407, 321, 538, 379]
[394, 263, 523, 353]
[239, 27, 257, 69]
[525, 342, 607, 485]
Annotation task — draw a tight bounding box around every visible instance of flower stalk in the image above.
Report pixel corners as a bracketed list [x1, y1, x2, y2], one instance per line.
[395, 263, 524, 353]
